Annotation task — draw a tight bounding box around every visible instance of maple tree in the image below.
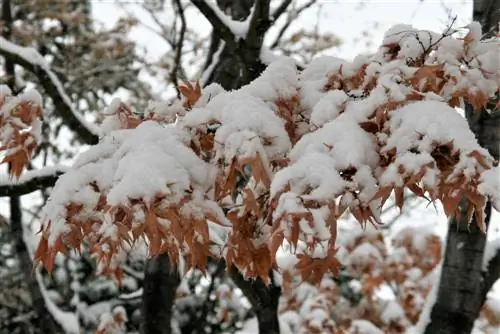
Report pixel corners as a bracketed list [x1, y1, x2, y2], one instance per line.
[1, 20, 499, 334]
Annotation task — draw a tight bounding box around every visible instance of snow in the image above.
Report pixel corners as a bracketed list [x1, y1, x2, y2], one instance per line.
[0, 36, 101, 138]
[380, 300, 406, 324]
[349, 320, 384, 334]
[0, 165, 69, 187]
[479, 166, 500, 212]
[483, 209, 500, 270]
[27, 20, 500, 333]
[202, 0, 252, 39]
[36, 270, 80, 333]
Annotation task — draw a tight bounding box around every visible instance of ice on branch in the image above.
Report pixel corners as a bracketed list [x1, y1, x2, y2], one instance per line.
[34, 22, 499, 284]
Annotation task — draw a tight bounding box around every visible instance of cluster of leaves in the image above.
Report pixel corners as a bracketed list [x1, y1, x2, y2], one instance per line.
[2, 0, 153, 147]
[96, 306, 127, 334]
[7, 22, 497, 292]
[0, 85, 43, 177]
[278, 224, 441, 333]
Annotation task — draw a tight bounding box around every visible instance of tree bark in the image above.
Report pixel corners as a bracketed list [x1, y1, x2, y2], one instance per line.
[425, 2, 500, 332]
[230, 268, 281, 334]
[141, 253, 180, 334]
[203, 0, 267, 90]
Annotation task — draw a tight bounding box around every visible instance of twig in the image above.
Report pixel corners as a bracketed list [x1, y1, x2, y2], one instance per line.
[270, 0, 316, 49]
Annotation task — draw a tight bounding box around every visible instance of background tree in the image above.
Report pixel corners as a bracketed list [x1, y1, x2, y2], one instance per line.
[0, 1, 499, 334]
[425, 1, 500, 333]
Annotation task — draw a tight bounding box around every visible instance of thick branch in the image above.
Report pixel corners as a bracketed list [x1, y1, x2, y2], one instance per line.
[0, 37, 100, 145]
[190, 0, 238, 50]
[230, 267, 281, 334]
[247, 0, 271, 39]
[141, 253, 180, 334]
[0, 166, 67, 197]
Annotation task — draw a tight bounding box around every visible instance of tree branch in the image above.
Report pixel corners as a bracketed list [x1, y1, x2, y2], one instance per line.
[0, 166, 67, 197]
[230, 267, 281, 334]
[0, 38, 100, 145]
[270, 0, 316, 49]
[190, 0, 238, 50]
[247, 0, 271, 44]
[171, 0, 187, 97]
[271, 0, 292, 22]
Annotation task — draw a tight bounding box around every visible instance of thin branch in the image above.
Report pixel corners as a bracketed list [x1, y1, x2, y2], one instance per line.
[270, 0, 316, 49]
[190, 0, 238, 50]
[0, 166, 68, 197]
[171, 0, 186, 98]
[0, 37, 100, 145]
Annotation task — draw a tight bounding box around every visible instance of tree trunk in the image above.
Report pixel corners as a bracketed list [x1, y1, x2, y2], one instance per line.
[141, 253, 180, 334]
[141, 1, 279, 332]
[425, 2, 500, 332]
[204, 0, 266, 90]
[230, 268, 281, 334]
[206, 1, 281, 333]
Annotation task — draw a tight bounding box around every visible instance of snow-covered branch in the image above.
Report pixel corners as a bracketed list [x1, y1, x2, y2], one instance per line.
[0, 165, 68, 197]
[190, 0, 240, 50]
[0, 37, 100, 145]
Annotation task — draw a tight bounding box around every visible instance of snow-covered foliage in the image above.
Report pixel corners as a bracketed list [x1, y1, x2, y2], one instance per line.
[27, 22, 499, 288]
[474, 280, 500, 333]
[277, 223, 442, 333]
[0, 85, 43, 177]
[1, 21, 498, 333]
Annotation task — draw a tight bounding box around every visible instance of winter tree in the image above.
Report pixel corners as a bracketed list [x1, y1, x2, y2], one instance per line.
[1, 1, 499, 334]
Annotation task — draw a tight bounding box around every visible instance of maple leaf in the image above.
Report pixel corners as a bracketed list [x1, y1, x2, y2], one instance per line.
[179, 81, 201, 108]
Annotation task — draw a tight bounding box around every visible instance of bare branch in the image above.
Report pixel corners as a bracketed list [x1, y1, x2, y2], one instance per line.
[172, 0, 187, 97]
[270, 0, 316, 49]
[0, 38, 100, 145]
[0, 166, 67, 197]
[190, 0, 238, 50]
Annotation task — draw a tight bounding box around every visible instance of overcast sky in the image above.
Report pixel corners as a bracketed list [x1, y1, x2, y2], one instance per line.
[92, 0, 473, 61]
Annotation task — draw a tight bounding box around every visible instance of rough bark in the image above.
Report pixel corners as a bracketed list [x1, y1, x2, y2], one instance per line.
[202, 0, 268, 90]
[141, 253, 180, 334]
[230, 268, 281, 334]
[425, 2, 500, 333]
